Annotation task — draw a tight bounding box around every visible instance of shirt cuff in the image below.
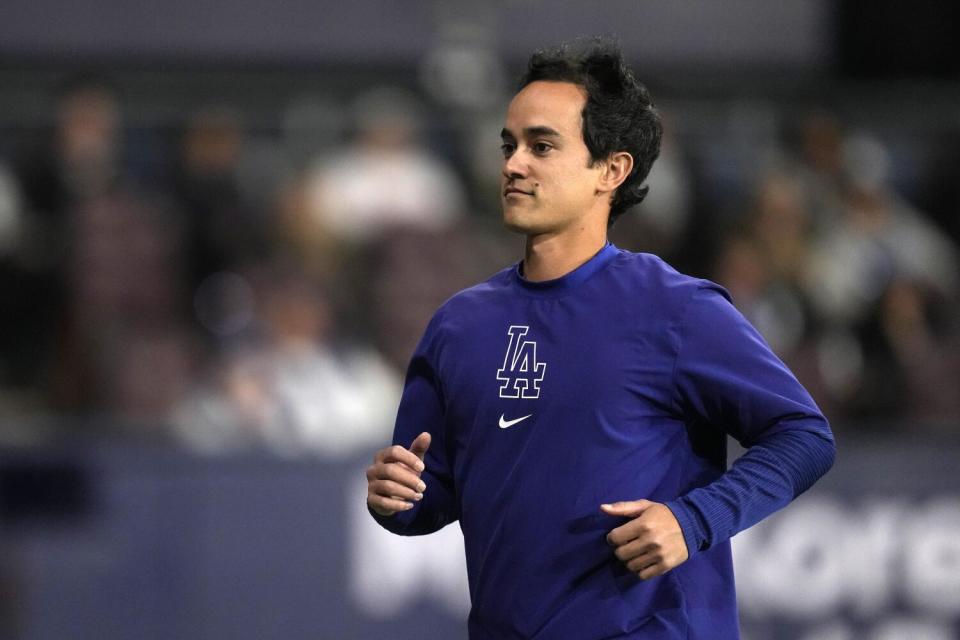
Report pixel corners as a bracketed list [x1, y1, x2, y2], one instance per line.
[664, 498, 705, 560]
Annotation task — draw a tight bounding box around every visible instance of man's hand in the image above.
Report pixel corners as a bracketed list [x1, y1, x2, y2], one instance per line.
[366, 432, 432, 517]
[601, 500, 689, 580]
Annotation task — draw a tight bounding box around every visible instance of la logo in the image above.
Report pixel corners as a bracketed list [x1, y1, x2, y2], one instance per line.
[496, 325, 546, 399]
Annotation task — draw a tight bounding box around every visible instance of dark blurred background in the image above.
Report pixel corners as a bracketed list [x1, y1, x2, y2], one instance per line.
[0, 1, 958, 639]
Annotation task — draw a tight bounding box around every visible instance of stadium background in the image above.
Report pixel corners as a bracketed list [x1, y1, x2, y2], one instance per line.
[0, 1, 958, 638]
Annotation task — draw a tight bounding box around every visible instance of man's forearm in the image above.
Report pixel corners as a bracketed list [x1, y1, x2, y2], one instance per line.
[665, 424, 836, 558]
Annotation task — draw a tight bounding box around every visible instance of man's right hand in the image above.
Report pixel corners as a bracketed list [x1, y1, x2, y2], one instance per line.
[366, 432, 432, 516]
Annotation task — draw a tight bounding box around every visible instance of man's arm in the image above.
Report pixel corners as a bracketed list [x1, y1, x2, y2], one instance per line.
[367, 310, 459, 536]
[605, 283, 835, 578]
[664, 283, 836, 557]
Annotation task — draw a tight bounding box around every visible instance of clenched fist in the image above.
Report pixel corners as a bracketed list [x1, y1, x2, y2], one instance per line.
[366, 432, 432, 516]
[601, 500, 689, 580]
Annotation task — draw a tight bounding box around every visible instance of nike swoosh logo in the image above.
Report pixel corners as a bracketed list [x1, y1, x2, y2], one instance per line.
[499, 413, 533, 429]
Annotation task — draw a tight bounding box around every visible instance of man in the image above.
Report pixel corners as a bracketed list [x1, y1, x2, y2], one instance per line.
[366, 38, 835, 639]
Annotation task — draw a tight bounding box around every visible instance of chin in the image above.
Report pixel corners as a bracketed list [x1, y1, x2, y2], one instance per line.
[502, 215, 553, 236]
[502, 207, 534, 233]
[502, 219, 532, 234]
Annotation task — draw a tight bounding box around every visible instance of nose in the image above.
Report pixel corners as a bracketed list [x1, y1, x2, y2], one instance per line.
[502, 148, 527, 180]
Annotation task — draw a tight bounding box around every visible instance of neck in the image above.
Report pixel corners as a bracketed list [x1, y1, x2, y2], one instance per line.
[522, 223, 608, 282]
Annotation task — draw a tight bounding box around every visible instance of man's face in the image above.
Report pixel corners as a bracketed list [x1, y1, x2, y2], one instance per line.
[500, 81, 605, 235]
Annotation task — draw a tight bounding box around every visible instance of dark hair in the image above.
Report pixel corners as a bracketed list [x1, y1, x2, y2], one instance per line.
[519, 37, 662, 226]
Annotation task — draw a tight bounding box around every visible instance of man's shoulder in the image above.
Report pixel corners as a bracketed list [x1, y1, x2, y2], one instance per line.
[610, 248, 728, 307]
[416, 265, 515, 340]
[438, 264, 515, 312]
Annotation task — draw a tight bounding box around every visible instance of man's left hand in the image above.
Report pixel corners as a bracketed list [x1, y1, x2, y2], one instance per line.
[601, 500, 689, 580]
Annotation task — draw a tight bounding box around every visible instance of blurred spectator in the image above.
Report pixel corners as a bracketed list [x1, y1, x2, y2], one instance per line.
[841, 278, 960, 427]
[713, 171, 815, 353]
[172, 263, 401, 458]
[715, 236, 808, 360]
[788, 109, 848, 229]
[173, 106, 269, 294]
[790, 131, 960, 428]
[367, 224, 507, 372]
[6, 78, 192, 425]
[710, 126, 952, 431]
[877, 280, 960, 427]
[271, 170, 343, 288]
[803, 133, 958, 326]
[5, 79, 124, 404]
[291, 87, 471, 345]
[749, 172, 812, 286]
[303, 87, 466, 244]
[56, 186, 190, 417]
[19, 78, 124, 208]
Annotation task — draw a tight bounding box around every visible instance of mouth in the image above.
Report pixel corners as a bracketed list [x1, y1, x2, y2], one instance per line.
[503, 188, 532, 197]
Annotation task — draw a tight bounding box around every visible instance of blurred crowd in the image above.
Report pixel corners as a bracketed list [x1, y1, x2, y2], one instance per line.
[0, 75, 957, 457]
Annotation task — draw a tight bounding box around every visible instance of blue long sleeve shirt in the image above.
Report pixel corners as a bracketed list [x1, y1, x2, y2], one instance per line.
[372, 242, 835, 639]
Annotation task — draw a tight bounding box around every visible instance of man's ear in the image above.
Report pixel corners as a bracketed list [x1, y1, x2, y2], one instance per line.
[598, 151, 634, 194]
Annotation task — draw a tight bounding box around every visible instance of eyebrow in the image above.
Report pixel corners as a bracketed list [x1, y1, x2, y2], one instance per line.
[500, 125, 562, 140]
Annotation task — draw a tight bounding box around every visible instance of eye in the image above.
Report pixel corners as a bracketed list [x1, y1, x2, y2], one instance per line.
[532, 142, 553, 154]
[500, 142, 515, 157]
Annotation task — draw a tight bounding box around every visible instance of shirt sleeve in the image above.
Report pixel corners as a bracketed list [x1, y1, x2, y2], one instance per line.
[663, 283, 836, 558]
[369, 308, 459, 536]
